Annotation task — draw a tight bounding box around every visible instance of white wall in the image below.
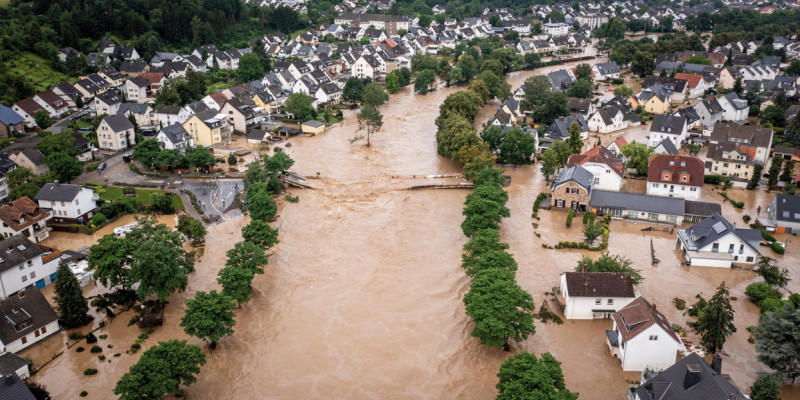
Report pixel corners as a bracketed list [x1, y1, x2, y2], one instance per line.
[4, 320, 60, 353]
[37, 187, 96, 221]
[612, 320, 681, 372]
[560, 275, 635, 319]
[646, 182, 701, 200]
[697, 232, 759, 264]
[582, 163, 623, 191]
[0, 254, 46, 299]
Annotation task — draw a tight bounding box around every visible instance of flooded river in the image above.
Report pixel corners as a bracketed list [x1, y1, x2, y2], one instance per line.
[30, 62, 800, 399]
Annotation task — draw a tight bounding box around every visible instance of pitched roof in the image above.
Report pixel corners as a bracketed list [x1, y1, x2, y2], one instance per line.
[13, 98, 44, 118]
[0, 235, 44, 274]
[684, 200, 722, 218]
[634, 353, 746, 400]
[0, 352, 28, 377]
[590, 190, 685, 216]
[563, 272, 635, 297]
[650, 114, 686, 136]
[681, 212, 761, 252]
[0, 372, 36, 400]
[34, 183, 89, 202]
[552, 164, 594, 191]
[613, 297, 681, 343]
[647, 155, 704, 187]
[0, 197, 49, 232]
[0, 105, 23, 125]
[102, 114, 134, 132]
[654, 138, 679, 155]
[773, 194, 800, 223]
[674, 72, 703, 88]
[710, 123, 773, 149]
[642, 76, 688, 93]
[95, 91, 121, 106]
[159, 124, 191, 144]
[0, 286, 58, 345]
[567, 146, 625, 177]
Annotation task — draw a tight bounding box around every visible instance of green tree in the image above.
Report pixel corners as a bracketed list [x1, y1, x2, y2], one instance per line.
[631, 51, 655, 77]
[749, 374, 782, 400]
[436, 114, 479, 161]
[604, 17, 626, 40]
[246, 182, 278, 221]
[621, 141, 655, 176]
[89, 234, 134, 289]
[481, 59, 504, 77]
[355, 106, 383, 147]
[566, 122, 583, 154]
[768, 157, 783, 187]
[750, 164, 765, 188]
[264, 150, 295, 176]
[755, 256, 790, 288]
[574, 63, 592, 80]
[414, 69, 436, 94]
[575, 253, 643, 285]
[217, 265, 255, 306]
[385, 72, 400, 93]
[732, 77, 744, 96]
[754, 304, 800, 382]
[242, 219, 280, 248]
[785, 112, 800, 147]
[44, 152, 82, 183]
[781, 160, 795, 183]
[464, 268, 535, 348]
[252, 39, 273, 73]
[181, 290, 236, 349]
[34, 110, 52, 129]
[127, 217, 193, 302]
[540, 148, 560, 183]
[185, 146, 217, 172]
[567, 78, 593, 99]
[498, 128, 536, 165]
[361, 82, 387, 108]
[481, 125, 504, 153]
[613, 85, 634, 98]
[114, 340, 206, 400]
[177, 215, 206, 242]
[226, 241, 268, 276]
[468, 80, 491, 104]
[437, 91, 482, 125]
[696, 281, 736, 353]
[489, 14, 501, 27]
[462, 229, 510, 269]
[496, 352, 578, 400]
[53, 261, 88, 328]
[583, 221, 604, 244]
[37, 133, 80, 156]
[762, 105, 787, 127]
[461, 195, 510, 236]
[461, 248, 517, 276]
[236, 53, 264, 82]
[285, 92, 316, 121]
[396, 67, 412, 86]
[227, 152, 238, 165]
[446, 66, 464, 86]
[476, 71, 511, 100]
[685, 54, 712, 65]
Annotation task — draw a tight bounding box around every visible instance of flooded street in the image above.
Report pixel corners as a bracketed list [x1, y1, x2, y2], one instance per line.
[30, 62, 800, 399]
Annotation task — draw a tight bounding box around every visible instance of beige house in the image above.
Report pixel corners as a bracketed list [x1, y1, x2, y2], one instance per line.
[182, 110, 232, 147]
[550, 165, 594, 212]
[8, 148, 49, 176]
[97, 114, 136, 151]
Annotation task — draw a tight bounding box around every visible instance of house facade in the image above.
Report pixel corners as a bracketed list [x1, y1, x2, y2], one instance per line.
[558, 272, 636, 319]
[677, 213, 761, 268]
[550, 165, 594, 212]
[764, 194, 800, 234]
[182, 110, 233, 147]
[34, 183, 97, 225]
[0, 235, 49, 299]
[97, 115, 136, 151]
[648, 114, 687, 148]
[0, 287, 59, 353]
[646, 155, 704, 200]
[590, 190, 686, 225]
[567, 146, 625, 191]
[0, 197, 51, 243]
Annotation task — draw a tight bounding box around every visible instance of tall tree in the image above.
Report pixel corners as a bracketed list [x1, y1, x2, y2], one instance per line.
[361, 82, 386, 108]
[785, 112, 800, 147]
[241, 219, 280, 248]
[414, 69, 436, 94]
[732, 77, 744, 96]
[768, 157, 783, 187]
[252, 39, 272, 74]
[575, 253, 642, 285]
[217, 266, 255, 307]
[44, 152, 82, 183]
[749, 374, 782, 400]
[355, 106, 383, 147]
[621, 141, 655, 176]
[114, 340, 206, 400]
[246, 182, 278, 221]
[464, 268, 535, 348]
[180, 290, 237, 349]
[781, 160, 795, 183]
[284, 92, 316, 121]
[755, 304, 800, 382]
[226, 241, 268, 276]
[53, 261, 88, 328]
[496, 352, 578, 400]
[498, 128, 536, 165]
[755, 256, 790, 288]
[750, 163, 765, 188]
[566, 122, 583, 154]
[696, 281, 736, 354]
[127, 218, 193, 302]
[567, 78, 593, 99]
[236, 53, 265, 82]
[574, 63, 592, 80]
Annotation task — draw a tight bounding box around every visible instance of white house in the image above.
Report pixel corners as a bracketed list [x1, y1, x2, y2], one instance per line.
[125, 76, 151, 103]
[543, 22, 569, 36]
[351, 54, 383, 79]
[588, 106, 628, 133]
[156, 124, 194, 151]
[677, 213, 762, 268]
[0, 197, 51, 243]
[605, 297, 684, 372]
[591, 61, 621, 81]
[559, 272, 637, 319]
[34, 183, 97, 225]
[646, 155, 704, 200]
[648, 114, 687, 148]
[97, 114, 136, 151]
[0, 235, 53, 299]
[91, 91, 122, 116]
[0, 286, 59, 353]
[693, 97, 724, 128]
[717, 92, 749, 122]
[567, 146, 625, 191]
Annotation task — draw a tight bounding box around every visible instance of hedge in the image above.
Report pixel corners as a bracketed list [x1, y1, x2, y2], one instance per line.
[771, 241, 785, 254]
[704, 175, 723, 185]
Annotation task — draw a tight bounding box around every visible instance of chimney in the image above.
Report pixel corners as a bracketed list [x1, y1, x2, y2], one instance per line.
[18, 290, 24, 299]
[651, 303, 657, 312]
[683, 364, 702, 389]
[582, 263, 588, 273]
[11, 305, 18, 313]
[711, 354, 723, 374]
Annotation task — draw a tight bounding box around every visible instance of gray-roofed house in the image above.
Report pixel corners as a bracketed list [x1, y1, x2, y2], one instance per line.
[0, 352, 30, 379]
[648, 114, 687, 148]
[34, 183, 97, 225]
[548, 69, 575, 91]
[0, 372, 36, 400]
[606, 297, 684, 372]
[677, 212, 761, 267]
[590, 190, 686, 225]
[764, 194, 800, 233]
[684, 200, 722, 223]
[718, 92, 750, 122]
[91, 91, 121, 115]
[591, 61, 620, 81]
[97, 114, 136, 151]
[652, 138, 679, 156]
[551, 165, 594, 212]
[0, 287, 59, 353]
[545, 115, 589, 141]
[630, 352, 745, 400]
[156, 124, 194, 151]
[558, 272, 637, 319]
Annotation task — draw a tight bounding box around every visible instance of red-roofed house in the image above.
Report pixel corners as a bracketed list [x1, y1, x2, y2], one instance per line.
[33, 90, 69, 119]
[140, 73, 166, 93]
[674, 73, 711, 98]
[606, 136, 628, 157]
[646, 154, 704, 200]
[12, 98, 46, 127]
[606, 297, 684, 371]
[567, 146, 626, 190]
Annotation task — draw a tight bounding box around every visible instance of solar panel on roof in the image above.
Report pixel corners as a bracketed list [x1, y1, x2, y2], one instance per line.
[712, 221, 726, 234]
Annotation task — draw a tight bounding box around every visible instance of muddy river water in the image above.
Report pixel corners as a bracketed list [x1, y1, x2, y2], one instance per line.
[28, 64, 800, 399]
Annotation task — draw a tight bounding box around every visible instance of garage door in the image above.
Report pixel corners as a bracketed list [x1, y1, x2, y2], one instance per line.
[35, 279, 46, 289]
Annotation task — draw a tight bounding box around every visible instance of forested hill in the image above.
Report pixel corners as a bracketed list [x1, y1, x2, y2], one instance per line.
[0, 0, 310, 106]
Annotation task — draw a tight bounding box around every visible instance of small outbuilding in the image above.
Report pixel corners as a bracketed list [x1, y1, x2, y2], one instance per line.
[301, 120, 325, 136]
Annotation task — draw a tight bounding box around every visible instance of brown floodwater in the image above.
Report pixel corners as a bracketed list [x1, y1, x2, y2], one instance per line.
[30, 62, 800, 400]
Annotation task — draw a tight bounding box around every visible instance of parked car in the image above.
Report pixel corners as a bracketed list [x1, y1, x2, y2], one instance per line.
[77, 127, 93, 133]
[98, 162, 106, 171]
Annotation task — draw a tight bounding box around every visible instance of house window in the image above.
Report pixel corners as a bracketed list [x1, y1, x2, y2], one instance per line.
[746, 256, 754, 263]
[607, 299, 614, 305]
[27, 260, 32, 267]
[21, 275, 27, 282]
[712, 243, 720, 252]
[728, 244, 734, 253]
[565, 188, 569, 194]
[595, 298, 601, 305]
[649, 335, 658, 340]
[35, 329, 40, 337]
[572, 188, 579, 194]
[30, 272, 36, 279]
[21, 337, 27, 345]
[41, 326, 46, 334]
[18, 265, 24, 271]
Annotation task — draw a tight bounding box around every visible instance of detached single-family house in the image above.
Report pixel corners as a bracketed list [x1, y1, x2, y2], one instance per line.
[156, 124, 194, 151]
[567, 146, 625, 191]
[693, 96, 725, 128]
[605, 297, 684, 372]
[588, 106, 630, 134]
[92, 91, 122, 116]
[0, 235, 48, 299]
[182, 110, 233, 147]
[0, 105, 25, 137]
[708, 123, 773, 165]
[648, 114, 687, 148]
[630, 353, 744, 400]
[592, 61, 621, 81]
[629, 86, 671, 114]
[717, 92, 749, 122]
[545, 115, 589, 141]
[567, 98, 594, 118]
[32, 90, 68, 119]
[642, 77, 688, 103]
[97, 114, 136, 151]
[11, 99, 45, 128]
[125, 76, 152, 103]
[558, 272, 636, 319]
[0, 197, 51, 243]
[352, 54, 383, 79]
[673, 73, 710, 99]
[652, 138, 679, 156]
[550, 165, 594, 212]
[678, 213, 762, 267]
[34, 183, 97, 225]
[762, 194, 800, 234]
[646, 155, 704, 200]
[0, 287, 59, 353]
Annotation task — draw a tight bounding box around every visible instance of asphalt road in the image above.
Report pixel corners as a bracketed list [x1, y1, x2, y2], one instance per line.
[180, 179, 244, 221]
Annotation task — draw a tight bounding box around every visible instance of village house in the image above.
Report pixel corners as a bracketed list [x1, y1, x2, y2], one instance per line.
[588, 106, 631, 134]
[646, 155, 704, 200]
[605, 297, 684, 372]
[0, 235, 45, 298]
[591, 61, 621, 81]
[544, 114, 589, 141]
[642, 76, 688, 103]
[652, 138, 679, 156]
[11, 98, 45, 128]
[220, 98, 260, 133]
[550, 165, 594, 212]
[677, 212, 761, 267]
[0, 105, 25, 137]
[558, 272, 637, 319]
[761, 194, 800, 234]
[708, 123, 773, 166]
[567, 146, 625, 191]
[301, 120, 326, 136]
[156, 124, 194, 152]
[51, 82, 81, 110]
[567, 98, 594, 119]
[673, 73, 711, 99]
[32, 90, 68, 119]
[182, 110, 233, 147]
[152, 105, 182, 127]
[693, 96, 725, 128]
[0, 287, 59, 353]
[91, 91, 122, 116]
[717, 92, 749, 122]
[590, 190, 688, 225]
[648, 114, 687, 148]
[34, 183, 97, 225]
[0, 197, 51, 243]
[118, 103, 154, 129]
[606, 137, 628, 158]
[7, 148, 47, 176]
[125, 76, 152, 103]
[97, 114, 136, 151]
[630, 353, 744, 400]
[628, 86, 671, 114]
[0, 353, 30, 380]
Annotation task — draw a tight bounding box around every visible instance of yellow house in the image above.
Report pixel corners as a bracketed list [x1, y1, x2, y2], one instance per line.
[252, 92, 276, 114]
[182, 110, 232, 147]
[628, 88, 671, 114]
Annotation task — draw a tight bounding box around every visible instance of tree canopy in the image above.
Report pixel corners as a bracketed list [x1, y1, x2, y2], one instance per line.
[181, 290, 237, 347]
[114, 339, 206, 400]
[575, 253, 643, 285]
[496, 352, 578, 400]
[696, 282, 736, 353]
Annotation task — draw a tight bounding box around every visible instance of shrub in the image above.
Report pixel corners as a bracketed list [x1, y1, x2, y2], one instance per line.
[771, 241, 785, 254]
[90, 213, 107, 226]
[85, 332, 97, 343]
[80, 391, 88, 397]
[566, 209, 575, 228]
[83, 368, 98, 376]
[673, 298, 686, 310]
[98, 355, 106, 361]
[612, 78, 624, 84]
[760, 298, 786, 314]
[90, 345, 102, 353]
[99, 334, 108, 339]
[284, 194, 299, 203]
[69, 332, 84, 341]
[743, 215, 751, 223]
[76, 347, 84, 352]
[733, 201, 744, 208]
[86, 162, 99, 171]
[129, 163, 140, 174]
[745, 282, 782, 305]
[751, 224, 776, 242]
[704, 175, 723, 185]
[582, 211, 589, 224]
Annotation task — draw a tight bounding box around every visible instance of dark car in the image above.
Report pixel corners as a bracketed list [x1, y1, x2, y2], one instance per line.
[98, 162, 106, 170]
[77, 127, 93, 133]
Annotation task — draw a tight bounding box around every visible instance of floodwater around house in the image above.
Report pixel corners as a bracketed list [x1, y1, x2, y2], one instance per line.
[30, 62, 800, 399]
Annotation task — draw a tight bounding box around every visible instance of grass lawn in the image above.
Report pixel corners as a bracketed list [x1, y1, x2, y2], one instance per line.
[5, 52, 73, 92]
[98, 186, 185, 210]
[207, 81, 231, 93]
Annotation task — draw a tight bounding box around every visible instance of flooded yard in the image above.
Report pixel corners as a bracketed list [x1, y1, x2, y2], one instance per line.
[28, 62, 800, 399]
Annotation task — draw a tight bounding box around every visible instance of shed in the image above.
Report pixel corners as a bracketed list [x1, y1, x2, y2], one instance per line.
[301, 120, 325, 136]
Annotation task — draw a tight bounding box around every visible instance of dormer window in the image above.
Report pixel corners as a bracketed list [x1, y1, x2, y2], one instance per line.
[662, 173, 671, 181]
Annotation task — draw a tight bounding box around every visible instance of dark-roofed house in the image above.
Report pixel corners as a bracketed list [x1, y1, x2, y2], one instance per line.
[648, 114, 687, 148]
[34, 183, 97, 225]
[91, 91, 121, 115]
[0, 105, 24, 137]
[0, 235, 48, 300]
[606, 297, 684, 371]
[156, 124, 193, 151]
[646, 155, 704, 200]
[0, 197, 51, 243]
[567, 146, 625, 191]
[551, 165, 594, 211]
[548, 69, 575, 91]
[567, 98, 593, 118]
[11, 98, 45, 128]
[97, 114, 136, 151]
[678, 212, 761, 267]
[558, 272, 636, 319]
[631, 352, 746, 400]
[684, 200, 722, 223]
[545, 115, 588, 141]
[7, 148, 47, 176]
[642, 76, 688, 103]
[0, 352, 30, 379]
[591, 61, 620, 81]
[652, 138, 679, 156]
[0, 287, 59, 353]
[590, 190, 686, 225]
[764, 194, 800, 233]
[0, 372, 36, 399]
